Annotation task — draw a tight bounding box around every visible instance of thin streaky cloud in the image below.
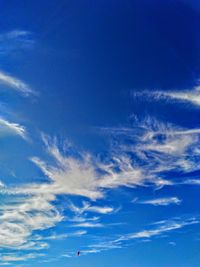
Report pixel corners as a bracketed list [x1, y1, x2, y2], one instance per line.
[0, 30, 32, 42]
[116, 217, 199, 241]
[38, 230, 87, 241]
[0, 117, 27, 139]
[138, 197, 182, 206]
[0, 252, 45, 266]
[0, 30, 34, 55]
[1, 30, 30, 39]
[73, 217, 198, 256]
[132, 86, 200, 107]
[183, 179, 200, 185]
[1, 253, 35, 262]
[0, 193, 62, 249]
[0, 70, 35, 96]
[157, 87, 200, 107]
[68, 201, 114, 215]
[72, 222, 104, 228]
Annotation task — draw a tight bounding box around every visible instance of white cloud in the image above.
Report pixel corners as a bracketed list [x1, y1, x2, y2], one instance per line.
[1, 253, 35, 262]
[115, 117, 200, 176]
[69, 215, 99, 223]
[72, 222, 104, 228]
[0, 252, 45, 266]
[0, 117, 200, 254]
[0, 180, 5, 187]
[0, 70, 35, 96]
[86, 205, 114, 214]
[80, 249, 101, 255]
[63, 240, 122, 257]
[168, 241, 176, 246]
[28, 135, 147, 200]
[117, 217, 199, 241]
[0, 118, 27, 139]
[183, 179, 200, 185]
[88, 241, 122, 251]
[40, 230, 87, 240]
[157, 86, 200, 107]
[68, 201, 114, 215]
[0, 30, 30, 40]
[0, 194, 62, 249]
[138, 197, 182, 206]
[132, 86, 200, 107]
[0, 30, 34, 55]
[75, 217, 198, 256]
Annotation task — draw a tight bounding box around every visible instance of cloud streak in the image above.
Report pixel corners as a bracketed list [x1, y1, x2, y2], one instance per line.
[68, 201, 114, 215]
[117, 217, 199, 241]
[138, 197, 182, 206]
[0, 30, 34, 55]
[156, 86, 200, 107]
[0, 70, 35, 96]
[77, 216, 199, 257]
[132, 86, 200, 107]
[0, 117, 27, 139]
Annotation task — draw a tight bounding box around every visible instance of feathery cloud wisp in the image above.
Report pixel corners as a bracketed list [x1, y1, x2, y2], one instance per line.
[0, 118, 27, 139]
[78, 216, 199, 256]
[117, 217, 199, 241]
[138, 197, 182, 206]
[132, 86, 200, 107]
[0, 30, 34, 55]
[0, 70, 35, 96]
[156, 86, 200, 107]
[68, 201, 114, 215]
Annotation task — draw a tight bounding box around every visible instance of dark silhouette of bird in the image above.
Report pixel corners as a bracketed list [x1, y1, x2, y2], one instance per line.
[77, 251, 80, 256]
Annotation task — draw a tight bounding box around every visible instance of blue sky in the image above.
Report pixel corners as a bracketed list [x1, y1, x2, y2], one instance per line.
[0, 0, 200, 266]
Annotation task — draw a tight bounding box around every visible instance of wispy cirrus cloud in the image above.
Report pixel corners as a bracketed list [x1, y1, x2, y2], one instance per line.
[0, 30, 31, 40]
[0, 70, 35, 96]
[68, 201, 114, 215]
[118, 216, 198, 241]
[0, 193, 62, 250]
[0, 116, 200, 258]
[182, 179, 200, 185]
[72, 222, 104, 228]
[0, 30, 34, 55]
[0, 134, 144, 251]
[0, 253, 38, 262]
[0, 117, 27, 139]
[0, 252, 45, 266]
[41, 230, 87, 241]
[101, 117, 200, 178]
[155, 86, 200, 107]
[132, 85, 200, 107]
[28, 134, 147, 200]
[138, 197, 182, 206]
[76, 216, 199, 256]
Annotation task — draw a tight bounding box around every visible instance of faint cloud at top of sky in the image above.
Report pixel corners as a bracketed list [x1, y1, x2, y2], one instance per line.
[0, 29, 34, 55]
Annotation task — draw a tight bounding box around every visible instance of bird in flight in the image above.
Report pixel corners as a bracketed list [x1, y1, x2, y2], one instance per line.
[77, 251, 80, 256]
